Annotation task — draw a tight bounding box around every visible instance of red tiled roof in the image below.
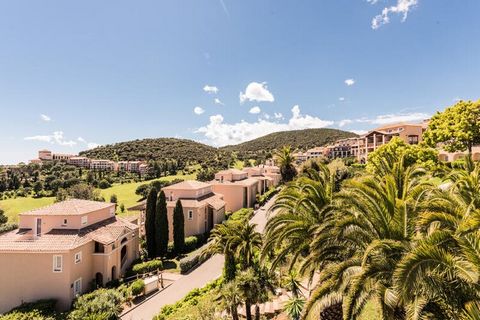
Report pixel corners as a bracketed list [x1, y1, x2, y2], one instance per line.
[20, 199, 114, 216]
[0, 217, 138, 252]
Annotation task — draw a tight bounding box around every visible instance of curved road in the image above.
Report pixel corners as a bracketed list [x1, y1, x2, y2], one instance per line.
[121, 196, 276, 320]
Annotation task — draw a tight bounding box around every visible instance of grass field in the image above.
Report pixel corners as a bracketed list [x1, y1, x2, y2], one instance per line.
[0, 171, 197, 223]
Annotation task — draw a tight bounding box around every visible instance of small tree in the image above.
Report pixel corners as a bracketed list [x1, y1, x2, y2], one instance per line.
[145, 189, 157, 259]
[155, 191, 169, 257]
[424, 100, 480, 154]
[173, 199, 185, 255]
[0, 208, 7, 225]
[119, 203, 125, 213]
[33, 181, 43, 196]
[109, 194, 117, 203]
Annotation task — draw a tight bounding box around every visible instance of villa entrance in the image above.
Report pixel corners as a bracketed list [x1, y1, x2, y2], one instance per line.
[111, 266, 117, 281]
[120, 237, 128, 267]
[207, 207, 214, 232]
[95, 272, 103, 287]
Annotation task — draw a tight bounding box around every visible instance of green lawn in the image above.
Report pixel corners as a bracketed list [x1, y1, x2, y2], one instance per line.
[0, 171, 197, 223]
[0, 196, 55, 223]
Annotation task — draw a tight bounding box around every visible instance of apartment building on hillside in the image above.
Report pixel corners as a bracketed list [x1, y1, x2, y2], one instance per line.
[0, 200, 139, 313]
[68, 156, 91, 168]
[351, 122, 426, 163]
[90, 159, 117, 171]
[210, 169, 259, 212]
[162, 181, 226, 240]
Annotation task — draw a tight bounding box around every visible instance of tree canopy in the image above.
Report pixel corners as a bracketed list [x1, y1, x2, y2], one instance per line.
[424, 99, 480, 153]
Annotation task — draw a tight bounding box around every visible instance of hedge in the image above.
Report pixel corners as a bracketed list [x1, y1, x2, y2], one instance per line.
[130, 279, 145, 296]
[0, 223, 18, 235]
[131, 259, 163, 275]
[179, 248, 211, 274]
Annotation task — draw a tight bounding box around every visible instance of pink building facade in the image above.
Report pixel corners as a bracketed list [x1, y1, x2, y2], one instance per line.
[0, 200, 139, 313]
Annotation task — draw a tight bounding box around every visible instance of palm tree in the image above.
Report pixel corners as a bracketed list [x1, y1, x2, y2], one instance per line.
[203, 221, 240, 282]
[302, 156, 433, 319]
[229, 222, 262, 269]
[216, 280, 242, 320]
[263, 163, 336, 273]
[393, 158, 480, 318]
[275, 145, 297, 182]
[284, 297, 306, 320]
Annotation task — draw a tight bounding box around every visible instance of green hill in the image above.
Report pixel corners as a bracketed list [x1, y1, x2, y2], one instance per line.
[80, 138, 220, 164]
[221, 128, 357, 154]
[79, 129, 356, 164]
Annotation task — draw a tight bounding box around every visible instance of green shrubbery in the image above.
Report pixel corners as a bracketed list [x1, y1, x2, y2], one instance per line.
[131, 259, 163, 275]
[256, 187, 278, 206]
[226, 208, 254, 222]
[68, 288, 124, 320]
[130, 279, 145, 296]
[179, 248, 211, 274]
[153, 279, 222, 319]
[0, 299, 60, 320]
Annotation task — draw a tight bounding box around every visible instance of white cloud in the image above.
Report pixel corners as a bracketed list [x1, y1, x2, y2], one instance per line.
[77, 137, 86, 143]
[249, 106, 261, 114]
[344, 79, 355, 86]
[196, 105, 333, 146]
[263, 113, 271, 120]
[203, 85, 219, 94]
[214, 98, 224, 105]
[274, 112, 283, 119]
[239, 82, 275, 103]
[338, 119, 353, 127]
[339, 97, 345, 101]
[194, 106, 205, 115]
[24, 131, 77, 147]
[40, 114, 51, 122]
[371, 0, 418, 30]
[357, 112, 429, 125]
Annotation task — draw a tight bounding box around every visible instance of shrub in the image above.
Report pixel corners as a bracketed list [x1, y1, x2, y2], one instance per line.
[109, 194, 117, 203]
[98, 179, 111, 189]
[256, 187, 279, 206]
[184, 236, 198, 253]
[130, 279, 145, 296]
[131, 259, 163, 275]
[7, 299, 57, 316]
[227, 208, 254, 222]
[0, 223, 18, 235]
[179, 249, 211, 274]
[68, 288, 124, 320]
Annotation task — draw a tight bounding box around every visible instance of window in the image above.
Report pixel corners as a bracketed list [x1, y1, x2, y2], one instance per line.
[74, 251, 82, 264]
[36, 218, 42, 237]
[62, 219, 68, 227]
[73, 278, 82, 296]
[188, 210, 193, 220]
[81, 216, 88, 225]
[53, 255, 63, 272]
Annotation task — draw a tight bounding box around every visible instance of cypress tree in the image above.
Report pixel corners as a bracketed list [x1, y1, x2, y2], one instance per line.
[145, 188, 157, 259]
[173, 199, 185, 255]
[155, 191, 169, 257]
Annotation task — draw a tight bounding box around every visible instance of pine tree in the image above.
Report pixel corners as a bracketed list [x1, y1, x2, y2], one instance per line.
[155, 191, 169, 257]
[145, 188, 157, 259]
[173, 199, 185, 255]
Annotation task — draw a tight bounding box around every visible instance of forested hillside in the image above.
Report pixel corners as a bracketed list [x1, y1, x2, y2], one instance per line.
[221, 128, 357, 157]
[80, 138, 222, 165]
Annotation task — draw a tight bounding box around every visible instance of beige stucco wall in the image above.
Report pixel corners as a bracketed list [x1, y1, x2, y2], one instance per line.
[0, 251, 73, 313]
[211, 184, 257, 212]
[163, 187, 212, 202]
[0, 228, 139, 314]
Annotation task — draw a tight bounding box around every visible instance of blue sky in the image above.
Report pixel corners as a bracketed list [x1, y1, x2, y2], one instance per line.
[1, 0, 479, 164]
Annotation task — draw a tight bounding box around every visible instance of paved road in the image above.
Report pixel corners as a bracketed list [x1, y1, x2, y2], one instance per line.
[121, 196, 277, 320]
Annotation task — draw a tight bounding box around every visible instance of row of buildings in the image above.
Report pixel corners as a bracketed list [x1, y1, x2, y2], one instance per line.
[30, 150, 148, 173]
[0, 164, 282, 313]
[294, 121, 480, 163]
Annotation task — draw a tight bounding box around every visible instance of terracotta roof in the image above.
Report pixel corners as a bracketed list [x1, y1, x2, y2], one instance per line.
[167, 194, 225, 210]
[162, 180, 211, 190]
[20, 199, 115, 216]
[0, 217, 138, 252]
[210, 177, 259, 187]
[216, 169, 246, 175]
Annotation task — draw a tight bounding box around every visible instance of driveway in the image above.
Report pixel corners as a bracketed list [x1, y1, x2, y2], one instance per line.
[121, 195, 277, 320]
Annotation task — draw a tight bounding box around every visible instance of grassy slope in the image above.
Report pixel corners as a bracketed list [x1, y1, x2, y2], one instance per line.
[0, 171, 196, 223]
